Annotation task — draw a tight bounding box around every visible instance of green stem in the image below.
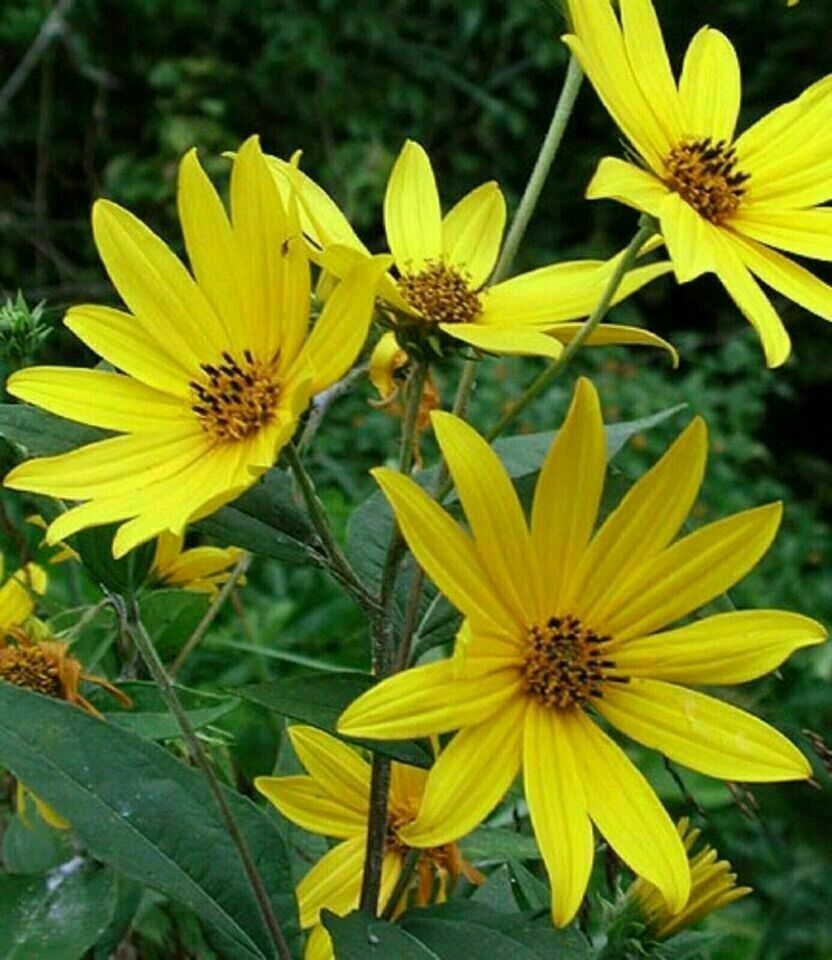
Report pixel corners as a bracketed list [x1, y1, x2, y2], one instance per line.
[124, 602, 292, 960]
[381, 846, 422, 921]
[484, 221, 655, 442]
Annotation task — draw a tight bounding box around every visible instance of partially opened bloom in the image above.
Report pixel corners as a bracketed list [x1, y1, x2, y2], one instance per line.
[338, 378, 825, 926]
[151, 531, 244, 596]
[4, 137, 390, 557]
[266, 142, 677, 362]
[256, 726, 482, 960]
[564, 0, 832, 366]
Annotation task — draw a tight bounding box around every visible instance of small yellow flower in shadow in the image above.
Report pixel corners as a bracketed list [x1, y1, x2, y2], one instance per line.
[151, 531, 245, 597]
[265, 143, 678, 363]
[564, 0, 832, 366]
[631, 818, 752, 939]
[337, 377, 825, 927]
[256, 726, 483, 960]
[4, 137, 391, 558]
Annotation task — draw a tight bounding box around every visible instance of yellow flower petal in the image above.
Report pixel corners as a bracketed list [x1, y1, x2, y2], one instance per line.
[531, 378, 605, 611]
[305, 924, 334, 960]
[570, 709, 689, 914]
[546, 322, 678, 366]
[371, 468, 517, 633]
[296, 834, 366, 927]
[608, 610, 827, 684]
[389, 762, 428, 809]
[439, 324, 564, 360]
[586, 157, 668, 218]
[659, 192, 717, 283]
[288, 726, 371, 813]
[603, 502, 782, 641]
[7, 368, 189, 433]
[369, 331, 407, 400]
[384, 140, 442, 275]
[523, 704, 594, 927]
[733, 209, 832, 262]
[432, 411, 541, 623]
[254, 776, 367, 840]
[400, 695, 526, 848]
[441, 181, 505, 289]
[0, 563, 47, 633]
[337, 658, 522, 741]
[597, 678, 812, 781]
[678, 28, 741, 142]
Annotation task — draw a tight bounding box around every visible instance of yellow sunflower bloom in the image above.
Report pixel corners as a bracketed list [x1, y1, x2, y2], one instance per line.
[256, 725, 483, 960]
[337, 377, 825, 927]
[151, 531, 244, 596]
[3, 137, 390, 558]
[266, 142, 678, 362]
[564, 0, 832, 367]
[631, 817, 752, 939]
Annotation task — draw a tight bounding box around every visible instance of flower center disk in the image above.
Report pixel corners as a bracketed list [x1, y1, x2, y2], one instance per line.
[398, 260, 482, 327]
[523, 614, 625, 709]
[0, 643, 63, 698]
[190, 350, 281, 442]
[664, 137, 750, 224]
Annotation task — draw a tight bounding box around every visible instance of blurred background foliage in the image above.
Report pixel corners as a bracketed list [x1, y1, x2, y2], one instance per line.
[0, 1, 830, 958]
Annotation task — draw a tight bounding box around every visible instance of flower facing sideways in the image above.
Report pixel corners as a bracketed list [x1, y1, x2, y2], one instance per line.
[4, 137, 390, 558]
[151, 531, 245, 597]
[266, 141, 678, 362]
[564, 0, 832, 367]
[338, 378, 825, 926]
[256, 726, 483, 960]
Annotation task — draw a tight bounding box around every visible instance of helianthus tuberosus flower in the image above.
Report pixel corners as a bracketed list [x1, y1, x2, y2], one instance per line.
[4, 137, 391, 558]
[256, 725, 482, 960]
[631, 818, 752, 939]
[564, 0, 832, 366]
[267, 142, 678, 362]
[338, 378, 825, 926]
[151, 531, 245, 596]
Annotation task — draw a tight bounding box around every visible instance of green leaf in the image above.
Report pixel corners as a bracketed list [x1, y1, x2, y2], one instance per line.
[460, 827, 541, 863]
[656, 931, 722, 960]
[196, 469, 315, 564]
[323, 910, 437, 959]
[0, 862, 116, 960]
[0, 683, 300, 960]
[88, 680, 239, 741]
[71, 524, 155, 595]
[236, 671, 433, 767]
[0, 404, 107, 456]
[1, 809, 72, 875]
[137, 589, 210, 659]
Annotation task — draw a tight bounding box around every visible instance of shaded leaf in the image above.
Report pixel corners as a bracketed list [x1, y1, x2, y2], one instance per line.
[0, 404, 107, 456]
[323, 910, 437, 959]
[461, 827, 541, 863]
[137, 589, 210, 659]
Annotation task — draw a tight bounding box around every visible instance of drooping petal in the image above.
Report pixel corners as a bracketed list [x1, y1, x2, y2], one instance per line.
[586, 157, 668, 218]
[304, 924, 335, 960]
[400, 695, 526, 848]
[570, 710, 689, 914]
[439, 324, 564, 360]
[733, 209, 832, 263]
[531, 378, 605, 611]
[597, 679, 812, 781]
[678, 28, 741, 141]
[296, 834, 366, 928]
[546, 322, 678, 365]
[371, 468, 517, 632]
[441, 181, 505, 288]
[431, 412, 541, 623]
[337, 659, 522, 741]
[659, 192, 717, 283]
[523, 704, 594, 927]
[574, 417, 708, 623]
[384, 140, 443, 275]
[369, 331, 408, 400]
[0, 563, 46, 633]
[254, 776, 367, 840]
[602, 502, 782, 641]
[608, 610, 827, 684]
[288, 726, 371, 813]
[6, 368, 190, 433]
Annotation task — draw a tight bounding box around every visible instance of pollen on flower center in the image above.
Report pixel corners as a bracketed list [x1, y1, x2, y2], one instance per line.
[664, 137, 750, 224]
[0, 642, 62, 697]
[523, 614, 628, 709]
[398, 260, 482, 327]
[190, 350, 281, 442]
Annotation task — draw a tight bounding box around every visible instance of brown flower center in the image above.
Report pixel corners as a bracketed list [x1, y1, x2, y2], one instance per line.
[523, 614, 628, 709]
[190, 350, 281, 442]
[664, 137, 750, 224]
[398, 261, 482, 326]
[0, 643, 62, 698]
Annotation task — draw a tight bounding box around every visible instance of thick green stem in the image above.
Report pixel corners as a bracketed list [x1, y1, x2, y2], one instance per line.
[485, 221, 655, 442]
[124, 602, 292, 960]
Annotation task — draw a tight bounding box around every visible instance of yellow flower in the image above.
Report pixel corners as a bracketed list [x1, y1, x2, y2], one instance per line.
[266, 142, 678, 362]
[0, 557, 46, 636]
[151, 531, 244, 596]
[256, 725, 483, 960]
[338, 378, 825, 927]
[631, 818, 752, 939]
[4, 137, 390, 558]
[563, 0, 832, 367]
[26, 514, 81, 564]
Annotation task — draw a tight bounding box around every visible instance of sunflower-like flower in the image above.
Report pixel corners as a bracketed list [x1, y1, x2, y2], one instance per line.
[256, 725, 483, 960]
[266, 141, 677, 361]
[151, 531, 245, 596]
[4, 137, 390, 558]
[563, 0, 832, 367]
[337, 378, 825, 926]
[631, 818, 752, 939]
